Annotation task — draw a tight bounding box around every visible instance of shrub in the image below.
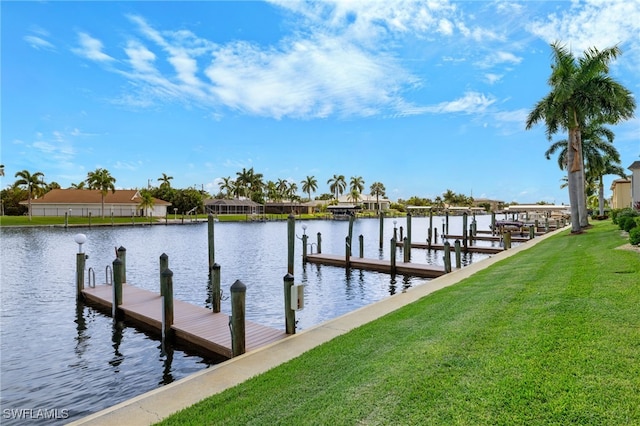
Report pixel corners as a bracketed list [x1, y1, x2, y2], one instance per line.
[620, 216, 638, 232]
[630, 227, 640, 246]
[614, 208, 639, 229]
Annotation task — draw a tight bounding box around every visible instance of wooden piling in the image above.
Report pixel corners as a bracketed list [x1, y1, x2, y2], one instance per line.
[116, 246, 127, 284]
[443, 242, 452, 273]
[159, 253, 168, 295]
[113, 258, 123, 319]
[287, 214, 295, 275]
[454, 240, 461, 269]
[359, 234, 364, 258]
[407, 212, 412, 247]
[76, 253, 85, 300]
[504, 231, 512, 250]
[317, 232, 322, 254]
[462, 213, 468, 251]
[302, 233, 308, 262]
[345, 236, 351, 268]
[211, 263, 221, 313]
[399, 226, 404, 242]
[348, 215, 354, 256]
[65, 212, 69, 229]
[379, 211, 384, 249]
[390, 238, 397, 274]
[491, 212, 496, 235]
[208, 214, 215, 269]
[403, 237, 410, 263]
[283, 274, 295, 335]
[445, 211, 449, 234]
[230, 280, 246, 356]
[529, 226, 535, 240]
[160, 268, 174, 338]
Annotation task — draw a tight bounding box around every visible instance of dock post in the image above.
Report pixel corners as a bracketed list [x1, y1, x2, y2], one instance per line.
[208, 214, 215, 270]
[407, 212, 412, 247]
[88, 212, 92, 228]
[544, 218, 549, 233]
[427, 227, 432, 249]
[390, 238, 397, 274]
[287, 214, 295, 275]
[491, 212, 496, 235]
[345, 237, 351, 268]
[429, 208, 433, 246]
[317, 232, 322, 254]
[159, 253, 169, 295]
[403, 237, 410, 263]
[76, 252, 86, 300]
[283, 274, 295, 335]
[504, 231, 512, 250]
[211, 263, 221, 313]
[462, 213, 468, 251]
[116, 246, 127, 284]
[443, 242, 452, 273]
[454, 240, 461, 269]
[230, 280, 246, 356]
[379, 211, 384, 249]
[434, 228, 438, 244]
[348, 215, 354, 256]
[65, 212, 69, 229]
[529, 226, 535, 240]
[302, 233, 308, 262]
[359, 234, 364, 258]
[161, 268, 174, 338]
[113, 258, 123, 319]
[399, 226, 404, 242]
[445, 211, 449, 234]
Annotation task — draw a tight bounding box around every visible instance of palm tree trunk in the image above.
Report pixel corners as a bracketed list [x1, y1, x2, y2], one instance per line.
[598, 177, 605, 216]
[566, 130, 581, 232]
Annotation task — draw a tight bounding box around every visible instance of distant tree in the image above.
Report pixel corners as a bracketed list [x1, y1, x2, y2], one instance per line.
[218, 177, 235, 199]
[0, 164, 5, 177]
[301, 176, 318, 202]
[276, 179, 289, 201]
[264, 180, 278, 202]
[370, 182, 386, 211]
[86, 168, 116, 218]
[327, 174, 346, 199]
[1, 186, 27, 216]
[347, 188, 361, 205]
[350, 176, 365, 195]
[287, 182, 299, 201]
[14, 169, 45, 220]
[70, 181, 86, 189]
[158, 173, 173, 188]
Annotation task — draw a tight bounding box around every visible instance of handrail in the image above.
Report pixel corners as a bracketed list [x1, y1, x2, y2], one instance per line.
[87, 267, 96, 288]
[105, 265, 113, 286]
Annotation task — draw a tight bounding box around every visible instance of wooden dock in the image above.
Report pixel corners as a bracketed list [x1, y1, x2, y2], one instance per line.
[305, 253, 446, 278]
[81, 284, 287, 359]
[394, 241, 505, 254]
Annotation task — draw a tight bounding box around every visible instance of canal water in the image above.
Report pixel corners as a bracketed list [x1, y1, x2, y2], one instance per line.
[0, 215, 497, 424]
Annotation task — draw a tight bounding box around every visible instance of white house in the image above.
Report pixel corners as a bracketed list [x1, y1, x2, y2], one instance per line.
[22, 189, 171, 217]
[629, 161, 640, 210]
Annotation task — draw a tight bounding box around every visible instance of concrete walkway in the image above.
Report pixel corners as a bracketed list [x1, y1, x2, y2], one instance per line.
[69, 228, 564, 425]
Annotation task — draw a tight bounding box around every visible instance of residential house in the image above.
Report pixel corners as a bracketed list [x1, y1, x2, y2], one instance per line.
[629, 161, 640, 210]
[22, 189, 171, 217]
[610, 178, 632, 209]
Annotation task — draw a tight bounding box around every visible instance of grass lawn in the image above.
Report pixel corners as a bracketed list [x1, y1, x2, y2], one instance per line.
[159, 221, 639, 425]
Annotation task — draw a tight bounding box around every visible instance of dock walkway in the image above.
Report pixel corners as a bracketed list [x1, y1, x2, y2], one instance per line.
[81, 284, 287, 359]
[305, 253, 446, 278]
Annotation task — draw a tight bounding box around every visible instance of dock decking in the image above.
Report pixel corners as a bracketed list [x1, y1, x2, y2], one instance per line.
[81, 284, 287, 359]
[305, 253, 446, 278]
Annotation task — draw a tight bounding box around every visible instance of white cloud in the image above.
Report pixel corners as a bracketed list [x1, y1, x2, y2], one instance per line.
[73, 32, 115, 62]
[484, 73, 502, 84]
[24, 35, 55, 51]
[398, 91, 496, 116]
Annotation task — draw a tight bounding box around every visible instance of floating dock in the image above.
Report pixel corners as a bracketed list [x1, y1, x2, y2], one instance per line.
[305, 253, 446, 278]
[81, 284, 287, 359]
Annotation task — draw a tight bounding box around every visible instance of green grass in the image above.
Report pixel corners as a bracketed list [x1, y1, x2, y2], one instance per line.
[0, 215, 159, 226]
[158, 221, 640, 425]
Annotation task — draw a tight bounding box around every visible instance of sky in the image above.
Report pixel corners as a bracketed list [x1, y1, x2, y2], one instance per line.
[1, 0, 639, 205]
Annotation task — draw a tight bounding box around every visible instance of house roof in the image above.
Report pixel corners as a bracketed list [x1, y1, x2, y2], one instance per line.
[26, 189, 171, 205]
[204, 198, 262, 207]
[610, 178, 631, 190]
[629, 161, 640, 170]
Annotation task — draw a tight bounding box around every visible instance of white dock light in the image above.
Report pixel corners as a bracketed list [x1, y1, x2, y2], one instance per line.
[74, 233, 87, 253]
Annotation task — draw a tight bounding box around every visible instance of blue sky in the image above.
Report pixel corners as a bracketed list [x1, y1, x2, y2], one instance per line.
[2, 0, 639, 204]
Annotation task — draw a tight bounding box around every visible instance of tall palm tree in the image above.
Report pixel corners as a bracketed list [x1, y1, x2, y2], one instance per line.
[370, 182, 386, 211]
[70, 181, 86, 189]
[349, 176, 365, 195]
[327, 174, 346, 200]
[301, 176, 318, 202]
[218, 177, 235, 199]
[14, 169, 45, 220]
[526, 42, 635, 232]
[86, 168, 116, 218]
[157, 173, 173, 188]
[236, 167, 263, 202]
[347, 188, 361, 205]
[264, 180, 278, 202]
[0, 164, 5, 177]
[276, 178, 289, 201]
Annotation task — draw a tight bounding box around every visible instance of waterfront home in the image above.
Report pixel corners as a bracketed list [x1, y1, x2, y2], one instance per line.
[610, 178, 632, 209]
[22, 189, 171, 217]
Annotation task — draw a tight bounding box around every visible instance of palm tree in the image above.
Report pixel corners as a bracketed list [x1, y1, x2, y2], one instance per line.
[86, 168, 116, 218]
[0, 164, 5, 177]
[218, 177, 235, 199]
[349, 176, 365, 195]
[14, 169, 45, 220]
[264, 180, 278, 202]
[236, 167, 263, 202]
[347, 188, 361, 205]
[301, 176, 318, 202]
[138, 189, 155, 217]
[370, 182, 386, 211]
[276, 179, 289, 201]
[327, 174, 346, 200]
[526, 42, 636, 232]
[70, 181, 86, 189]
[158, 173, 173, 188]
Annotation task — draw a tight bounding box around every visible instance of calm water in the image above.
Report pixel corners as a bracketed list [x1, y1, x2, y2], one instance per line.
[0, 215, 497, 424]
